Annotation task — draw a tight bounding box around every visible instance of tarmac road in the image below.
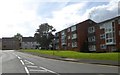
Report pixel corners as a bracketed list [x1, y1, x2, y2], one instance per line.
[1, 50, 119, 75]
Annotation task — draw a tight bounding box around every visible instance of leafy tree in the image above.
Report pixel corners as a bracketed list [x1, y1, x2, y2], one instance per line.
[13, 33, 23, 49]
[14, 33, 22, 41]
[34, 23, 56, 49]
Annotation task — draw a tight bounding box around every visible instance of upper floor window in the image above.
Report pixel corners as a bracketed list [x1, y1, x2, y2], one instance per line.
[106, 39, 113, 43]
[72, 33, 77, 39]
[88, 36, 96, 42]
[71, 26, 76, 32]
[100, 34, 105, 39]
[55, 33, 59, 37]
[106, 33, 113, 38]
[118, 19, 120, 24]
[68, 35, 70, 40]
[61, 31, 65, 35]
[88, 26, 95, 33]
[67, 28, 70, 32]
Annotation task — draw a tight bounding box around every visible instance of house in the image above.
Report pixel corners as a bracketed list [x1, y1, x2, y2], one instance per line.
[0, 38, 2, 50]
[21, 37, 39, 49]
[2, 37, 20, 50]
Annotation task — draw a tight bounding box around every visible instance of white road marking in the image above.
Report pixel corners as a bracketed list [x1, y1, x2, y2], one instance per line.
[25, 66, 30, 75]
[17, 56, 21, 59]
[40, 67, 60, 75]
[27, 65, 38, 68]
[29, 69, 47, 72]
[24, 60, 34, 65]
[20, 60, 25, 65]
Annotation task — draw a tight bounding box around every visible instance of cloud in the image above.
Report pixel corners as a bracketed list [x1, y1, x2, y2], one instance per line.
[46, 2, 88, 32]
[45, 0, 119, 32]
[0, 0, 118, 38]
[87, 0, 119, 22]
[0, 0, 42, 37]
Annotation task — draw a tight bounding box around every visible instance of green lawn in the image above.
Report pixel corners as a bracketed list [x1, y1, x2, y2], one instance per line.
[21, 49, 119, 61]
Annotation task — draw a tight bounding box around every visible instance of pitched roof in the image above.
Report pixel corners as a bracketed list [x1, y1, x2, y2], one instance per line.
[98, 16, 120, 24]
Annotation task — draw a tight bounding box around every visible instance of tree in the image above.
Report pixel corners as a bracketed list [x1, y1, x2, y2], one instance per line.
[13, 33, 23, 49]
[14, 33, 22, 41]
[34, 23, 56, 49]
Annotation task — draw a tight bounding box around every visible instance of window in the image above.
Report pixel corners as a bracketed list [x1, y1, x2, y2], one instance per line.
[88, 26, 95, 33]
[88, 36, 96, 42]
[61, 31, 65, 35]
[100, 34, 105, 39]
[89, 45, 96, 51]
[106, 33, 113, 38]
[72, 33, 77, 39]
[100, 44, 106, 49]
[106, 39, 112, 43]
[71, 26, 76, 32]
[68, 35, 70, 39]
[72, 42, 77, 48]
[67, 28, 70, 32]
[56, 33, 59, 37]
[118, 19, 120, 24]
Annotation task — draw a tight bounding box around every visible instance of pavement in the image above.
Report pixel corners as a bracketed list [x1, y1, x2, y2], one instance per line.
[20, 51, 119, 66]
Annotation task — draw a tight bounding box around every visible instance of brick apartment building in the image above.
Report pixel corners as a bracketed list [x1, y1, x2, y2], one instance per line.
[55, 16, 120, 52]
[55, 19, 96, 52]
[94, 16, 120, 52]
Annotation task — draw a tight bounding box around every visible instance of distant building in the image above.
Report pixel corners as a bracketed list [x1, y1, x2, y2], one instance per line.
[0, 38, 2, 50]
[2, 37, 20, 50]
[21, 37, 39, 49]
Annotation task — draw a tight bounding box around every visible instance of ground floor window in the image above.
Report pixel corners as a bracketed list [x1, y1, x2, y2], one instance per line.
[100, 44, 106, 49]
[89, 45, 96, 51]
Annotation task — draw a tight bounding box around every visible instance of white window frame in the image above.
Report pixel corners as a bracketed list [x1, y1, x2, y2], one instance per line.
[72, 33, 77, 39]
[71, 26, 76, 32]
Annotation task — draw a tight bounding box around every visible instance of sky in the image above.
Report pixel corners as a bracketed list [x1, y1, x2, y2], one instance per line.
[0, 0, 119, 38]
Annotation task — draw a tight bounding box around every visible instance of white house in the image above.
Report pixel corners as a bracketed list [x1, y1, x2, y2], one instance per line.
[21, 37, 39, 49]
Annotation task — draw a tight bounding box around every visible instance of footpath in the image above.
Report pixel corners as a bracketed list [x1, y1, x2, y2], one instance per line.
[19, 51, 119, 66]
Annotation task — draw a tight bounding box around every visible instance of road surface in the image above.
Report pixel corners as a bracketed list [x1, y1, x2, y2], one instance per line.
[1, 50, 119, 75]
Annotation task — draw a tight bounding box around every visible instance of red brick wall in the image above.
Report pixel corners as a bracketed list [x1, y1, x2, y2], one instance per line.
[115, 19, 120, 50]
[77, 20, 95, 51]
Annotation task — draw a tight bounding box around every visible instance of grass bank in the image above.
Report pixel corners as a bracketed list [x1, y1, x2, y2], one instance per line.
[21, 49, 119, 61]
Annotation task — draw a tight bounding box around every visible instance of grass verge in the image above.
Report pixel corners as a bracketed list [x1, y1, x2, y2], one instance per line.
[21, 49, 119, 61]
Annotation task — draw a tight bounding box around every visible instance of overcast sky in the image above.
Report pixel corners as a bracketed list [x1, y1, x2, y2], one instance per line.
[0, 0, 119, 38]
